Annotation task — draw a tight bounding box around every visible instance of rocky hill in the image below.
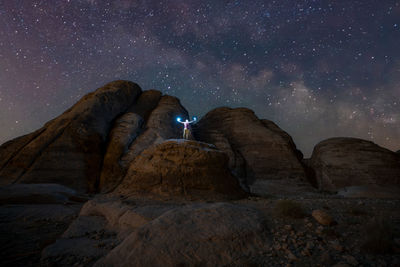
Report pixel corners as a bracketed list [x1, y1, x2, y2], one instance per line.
[0, 81, 399, 266]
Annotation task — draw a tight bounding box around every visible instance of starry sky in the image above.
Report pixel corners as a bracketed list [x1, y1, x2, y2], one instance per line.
[0, 0, 399, 156]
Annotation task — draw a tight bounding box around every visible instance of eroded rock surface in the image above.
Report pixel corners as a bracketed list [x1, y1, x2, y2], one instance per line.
[0, 184, 77, 205]
[116, 139, 246, 200]
[95, 203, 270, 267]
[193, 107, 309, 196]
[0, 80, 142, 192]
[99, 113, 144, 192]
[310, 137, 400, 193]
[99, 91, 183, 192]
[120, 95, 188, 167]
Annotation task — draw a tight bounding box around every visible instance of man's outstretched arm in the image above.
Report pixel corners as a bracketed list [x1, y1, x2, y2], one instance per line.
[188, 117, 197, 123]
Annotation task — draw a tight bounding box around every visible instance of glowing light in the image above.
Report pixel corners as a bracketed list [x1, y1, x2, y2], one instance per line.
[176, 117, 181, 122]
[193, 116, 197, 121]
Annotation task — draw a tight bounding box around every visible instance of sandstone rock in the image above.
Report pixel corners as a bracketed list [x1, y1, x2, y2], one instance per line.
[99, 113, 144, 192]
[0, 80, 142, 192]
[193, 107, 309, 196]
[0, 202, 81, 266]
[116, 139, 246, 200]
[94, 203, 270, 267]
[62, 215, 108, 239]
[126, 89, 162, 120]
[79, 198, 175, 236]
[41, 237, 112, 266]
[312, 210, 335, 226]
[0, 183, 77, 205]
[0, 129, 45, 175]
[80, 199, 131, 228]
[310, 137, 400, 192]
[120, 95, 188, 169]
[99, 90, 163, 193]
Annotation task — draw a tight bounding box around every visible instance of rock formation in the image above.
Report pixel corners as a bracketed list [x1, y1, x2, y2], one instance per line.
[1, 80, 400, 267]
[0, 80, 142, 192]
[1, 80, 398, 199]
[119, 96, 188, 174]
[193, 107, 311, 196]
[309, 137, 400, 192]
[99, 112, 144, 192]
[0, 82, 190, 194]
[94, 203, 270, 267]
[115, 139, 246, 200]
[100, 93, 188, 193]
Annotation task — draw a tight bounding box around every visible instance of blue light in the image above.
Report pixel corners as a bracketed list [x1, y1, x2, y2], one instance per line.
[193, 116, 197, 121]
[176, 117, 181, 122]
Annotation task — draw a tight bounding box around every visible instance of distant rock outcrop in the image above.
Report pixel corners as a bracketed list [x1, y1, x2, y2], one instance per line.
[115, 139, 246, 200]
[193, 107, 311, 196]
[310, 137, 400, 192]
[0, 81, 142, 192]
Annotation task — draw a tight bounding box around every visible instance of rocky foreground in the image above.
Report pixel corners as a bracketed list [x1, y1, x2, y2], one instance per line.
[0, 81, 399, 266]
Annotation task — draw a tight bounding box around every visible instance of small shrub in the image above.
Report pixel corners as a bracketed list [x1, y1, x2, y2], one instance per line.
[361, 217, 395, 254]
[273, 199, 306, 219]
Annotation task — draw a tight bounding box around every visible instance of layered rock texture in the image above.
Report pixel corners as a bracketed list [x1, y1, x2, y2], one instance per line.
[193, 107, 312, 196]
[310, 137, 400, 192]
[0, 80, 142, 192]
[1, 81, 399, 197]
[115, 139, 246, 200]
[1, 80, 400, 267]
[95, 203, 269, 267]
[0, 81, 189, 193]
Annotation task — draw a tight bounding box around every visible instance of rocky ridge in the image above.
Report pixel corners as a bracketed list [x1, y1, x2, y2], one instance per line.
[0, 80, 399, 266]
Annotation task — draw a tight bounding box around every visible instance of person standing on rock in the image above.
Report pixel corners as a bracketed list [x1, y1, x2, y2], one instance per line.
[177, 116, 197, 139]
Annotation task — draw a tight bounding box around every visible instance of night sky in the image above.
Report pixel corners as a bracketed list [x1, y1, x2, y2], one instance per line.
[0, 0, 399, 156]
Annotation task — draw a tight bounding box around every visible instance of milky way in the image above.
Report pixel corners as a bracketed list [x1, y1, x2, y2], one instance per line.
[0, 0, 399, 156]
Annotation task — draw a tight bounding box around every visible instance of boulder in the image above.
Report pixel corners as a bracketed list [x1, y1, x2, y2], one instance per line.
[0, 81, 142, 192]
[310, 137, 400, 192]
[193, 107, 309, 196]
[94, 203, 270, 267]
[116, 139, 246, 200]
[312, 209, 335, 226]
